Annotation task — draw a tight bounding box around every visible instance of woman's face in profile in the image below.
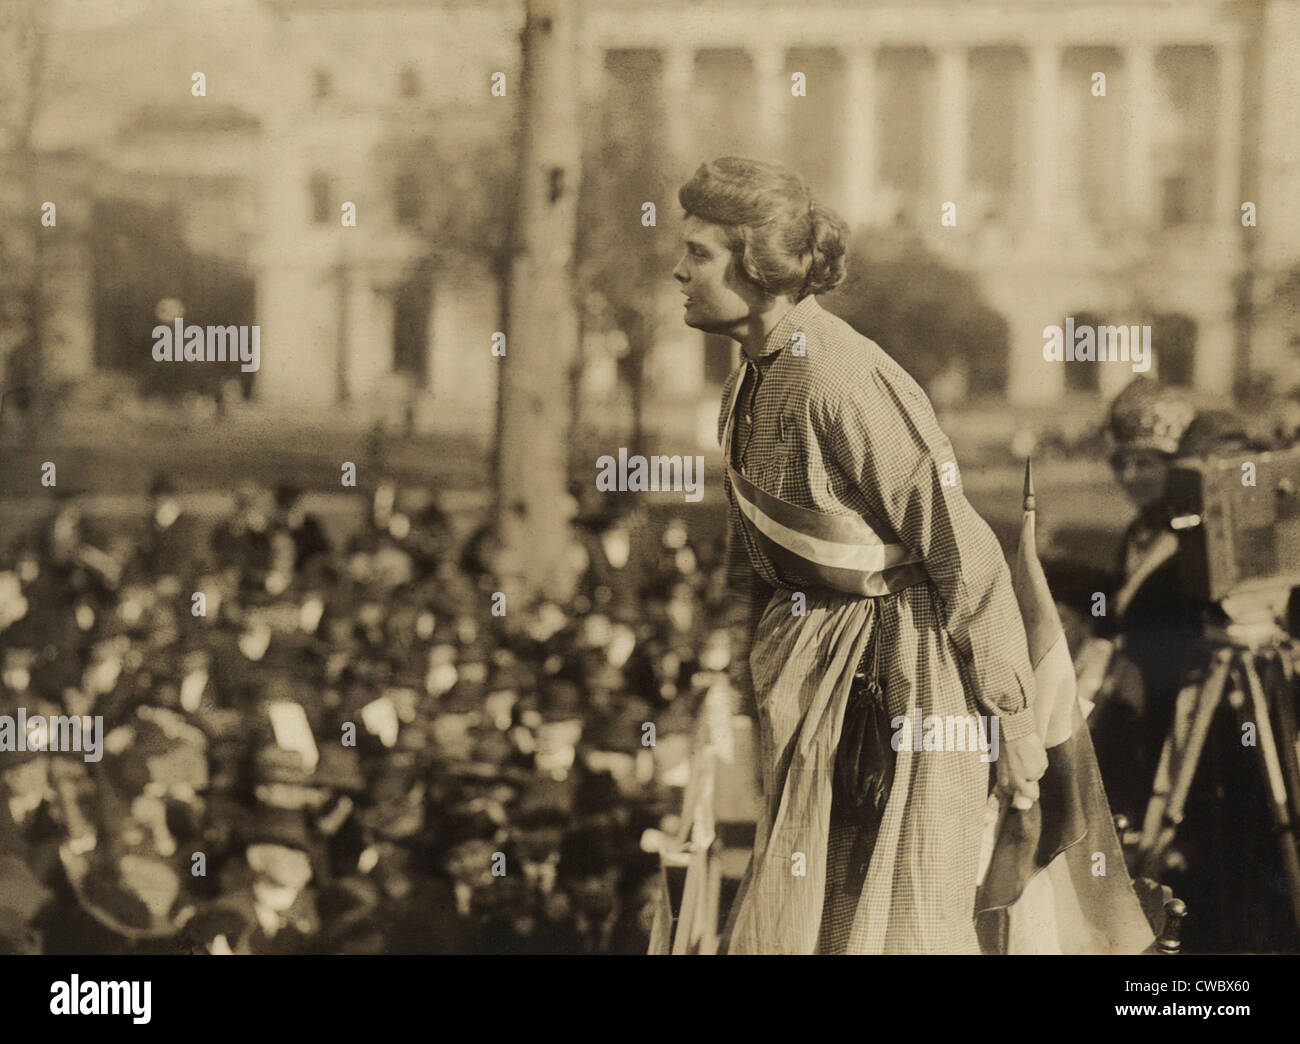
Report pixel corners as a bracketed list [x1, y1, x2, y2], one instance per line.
[1110, 448, 1170, 510]
[672, 215, 758, 334]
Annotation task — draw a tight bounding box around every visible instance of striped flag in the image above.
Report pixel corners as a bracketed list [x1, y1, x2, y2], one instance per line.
[647, 677, 731, 954]
[974, 459, 1154, 954]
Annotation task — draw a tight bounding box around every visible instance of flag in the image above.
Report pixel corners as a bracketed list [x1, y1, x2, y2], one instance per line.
[974, 459, 1154, 954]
[648, 678, 729, 954]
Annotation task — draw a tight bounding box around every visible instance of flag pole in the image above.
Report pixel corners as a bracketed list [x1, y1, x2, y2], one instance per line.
[1012, 455, 1036, 811]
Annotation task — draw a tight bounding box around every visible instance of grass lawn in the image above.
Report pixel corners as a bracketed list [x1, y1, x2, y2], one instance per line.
[1, 405, 1130, 581]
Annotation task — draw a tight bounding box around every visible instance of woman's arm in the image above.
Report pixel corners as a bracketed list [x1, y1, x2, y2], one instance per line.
[827, 364, 1038, 742]
[715, 365, 774, 715]
[721, 492, 775, 715]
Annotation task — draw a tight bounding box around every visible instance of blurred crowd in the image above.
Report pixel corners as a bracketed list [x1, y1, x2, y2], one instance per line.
[3, 374, 1299, 955]
[0, 475, 733, 955]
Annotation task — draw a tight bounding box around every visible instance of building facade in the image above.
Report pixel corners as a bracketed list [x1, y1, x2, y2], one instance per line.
[250, 0, 1300, 439]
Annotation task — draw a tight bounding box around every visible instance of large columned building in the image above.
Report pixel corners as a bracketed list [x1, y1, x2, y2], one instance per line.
[252, 0, 1300, 440]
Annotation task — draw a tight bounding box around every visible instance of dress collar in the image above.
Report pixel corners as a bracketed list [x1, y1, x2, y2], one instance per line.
[744, 293, 822, 365]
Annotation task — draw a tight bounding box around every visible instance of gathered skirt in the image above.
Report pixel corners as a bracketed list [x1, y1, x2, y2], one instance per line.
[722, 580, 995, 954]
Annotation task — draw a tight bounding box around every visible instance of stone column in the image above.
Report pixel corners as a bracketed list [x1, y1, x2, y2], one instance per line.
[1002, 300, 1067, 406]
[1259, 2, 1300, 270]
[661, 45, 708, 443]
[662, 45, 695, 169]
[1214, 41, 1244, 243]
[935, 46, 968, 208]
[1029, 43, 1062, 231]
[753, 44, 787, 157]
[1124, 43, 1156, 226]
[841, 46, 877, 229]
[577, 21, 602, 106]
[1193, 290, 1237, 393]
[353, 279, 395, 402]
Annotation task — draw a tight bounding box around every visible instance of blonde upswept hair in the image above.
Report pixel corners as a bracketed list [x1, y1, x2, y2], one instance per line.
[677, 156, 848, 302]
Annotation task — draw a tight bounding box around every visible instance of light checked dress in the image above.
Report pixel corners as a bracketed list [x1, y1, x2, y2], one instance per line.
[716, 293, 1039, 954]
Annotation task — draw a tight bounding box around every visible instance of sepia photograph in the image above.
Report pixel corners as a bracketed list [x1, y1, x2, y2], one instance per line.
[2, 0, 1300, 996]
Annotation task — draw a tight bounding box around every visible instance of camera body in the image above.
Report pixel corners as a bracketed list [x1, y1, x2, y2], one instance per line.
[1165, 446, 1300, 604]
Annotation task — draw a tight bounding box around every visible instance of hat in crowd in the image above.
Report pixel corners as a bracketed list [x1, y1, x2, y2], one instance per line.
[1106, 377, 1197, 456]
[311, 743, 365, 792]
[557, 825, 622, 881]
[438, 805, 501, 848]
[184, 902, 255, 953]
[241, 805, 312, 851]
[541, 680, 584, 721]
[272, 481, 305, 511]
[148, 472, 178, 499]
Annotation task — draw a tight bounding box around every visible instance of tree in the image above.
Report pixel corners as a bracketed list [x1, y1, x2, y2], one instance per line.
[575, 53, 680, 454]
[372, 92, 517, 447]
[369, 6, 586, 608]
[0, 1, 50, 431]
[492, 0, 586, 608]
[826, 226, 1010, 396]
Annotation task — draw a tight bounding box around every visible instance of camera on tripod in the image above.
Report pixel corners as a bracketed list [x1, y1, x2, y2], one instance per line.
[1137, 446, 1300, 936]
[1164, 445, 1300, 609]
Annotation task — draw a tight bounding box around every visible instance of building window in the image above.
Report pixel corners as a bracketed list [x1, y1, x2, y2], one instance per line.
[394, 170, 425, 227]
[877, 47, 934, 226]
[312, 68, 332, 101]
[393, 261, 434, 381]
[1160, 175, 1191, 227]
[784, 47, 843, 206]
[310, 171, 332, 224]
[399, 64, 421, 98]
[969, 46, 1028, 215]
[1157, 46, 1216, 229]
[1064, 47, 1124, 233]
[1152, 312, 1197, 387]
[693, 49, 759, 165]
[1063, 311, 1103, 392]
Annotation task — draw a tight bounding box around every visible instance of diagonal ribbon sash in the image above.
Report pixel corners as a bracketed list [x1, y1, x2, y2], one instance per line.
[722, 364, 927, 599]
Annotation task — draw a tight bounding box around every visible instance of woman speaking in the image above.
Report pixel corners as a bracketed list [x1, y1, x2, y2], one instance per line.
[672, 156, 1047, 954]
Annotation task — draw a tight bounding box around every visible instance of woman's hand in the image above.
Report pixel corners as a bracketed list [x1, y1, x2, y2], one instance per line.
[997, 731, 1048, 809]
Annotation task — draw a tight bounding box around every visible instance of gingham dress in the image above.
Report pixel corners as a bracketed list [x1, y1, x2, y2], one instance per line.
[716, 293, 1038, 954]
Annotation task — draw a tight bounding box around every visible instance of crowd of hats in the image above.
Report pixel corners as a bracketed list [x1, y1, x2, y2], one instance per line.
[0, 476, 734, 954]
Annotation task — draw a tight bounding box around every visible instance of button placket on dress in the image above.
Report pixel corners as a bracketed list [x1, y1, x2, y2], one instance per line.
[734, 359, 762, 478]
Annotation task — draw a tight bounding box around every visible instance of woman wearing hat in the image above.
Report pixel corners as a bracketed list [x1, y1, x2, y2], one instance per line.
[1085, 378, 1201, 821]
[1104, 378, 1198, 594]
[673, 157, 1046, 954]
[1094, 380, 1297, 948]
[1093, 381, 1266, 816]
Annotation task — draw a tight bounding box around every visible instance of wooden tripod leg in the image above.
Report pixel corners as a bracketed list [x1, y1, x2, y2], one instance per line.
[673, 846, 703, 955]
[1138, 649, 1234, 878]
[1239, 655, 1300, 934]
[700, 840, 723, 955]
[1139, 679, 1201, 855]
[648, 862, 676, 955]
[1266, 651, 1300, 828]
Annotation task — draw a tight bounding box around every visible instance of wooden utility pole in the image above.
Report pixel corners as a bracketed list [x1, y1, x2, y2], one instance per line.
[1, 2, 48, 431]
[327, 241, 351, 405]
[494, 0, 585, 608]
